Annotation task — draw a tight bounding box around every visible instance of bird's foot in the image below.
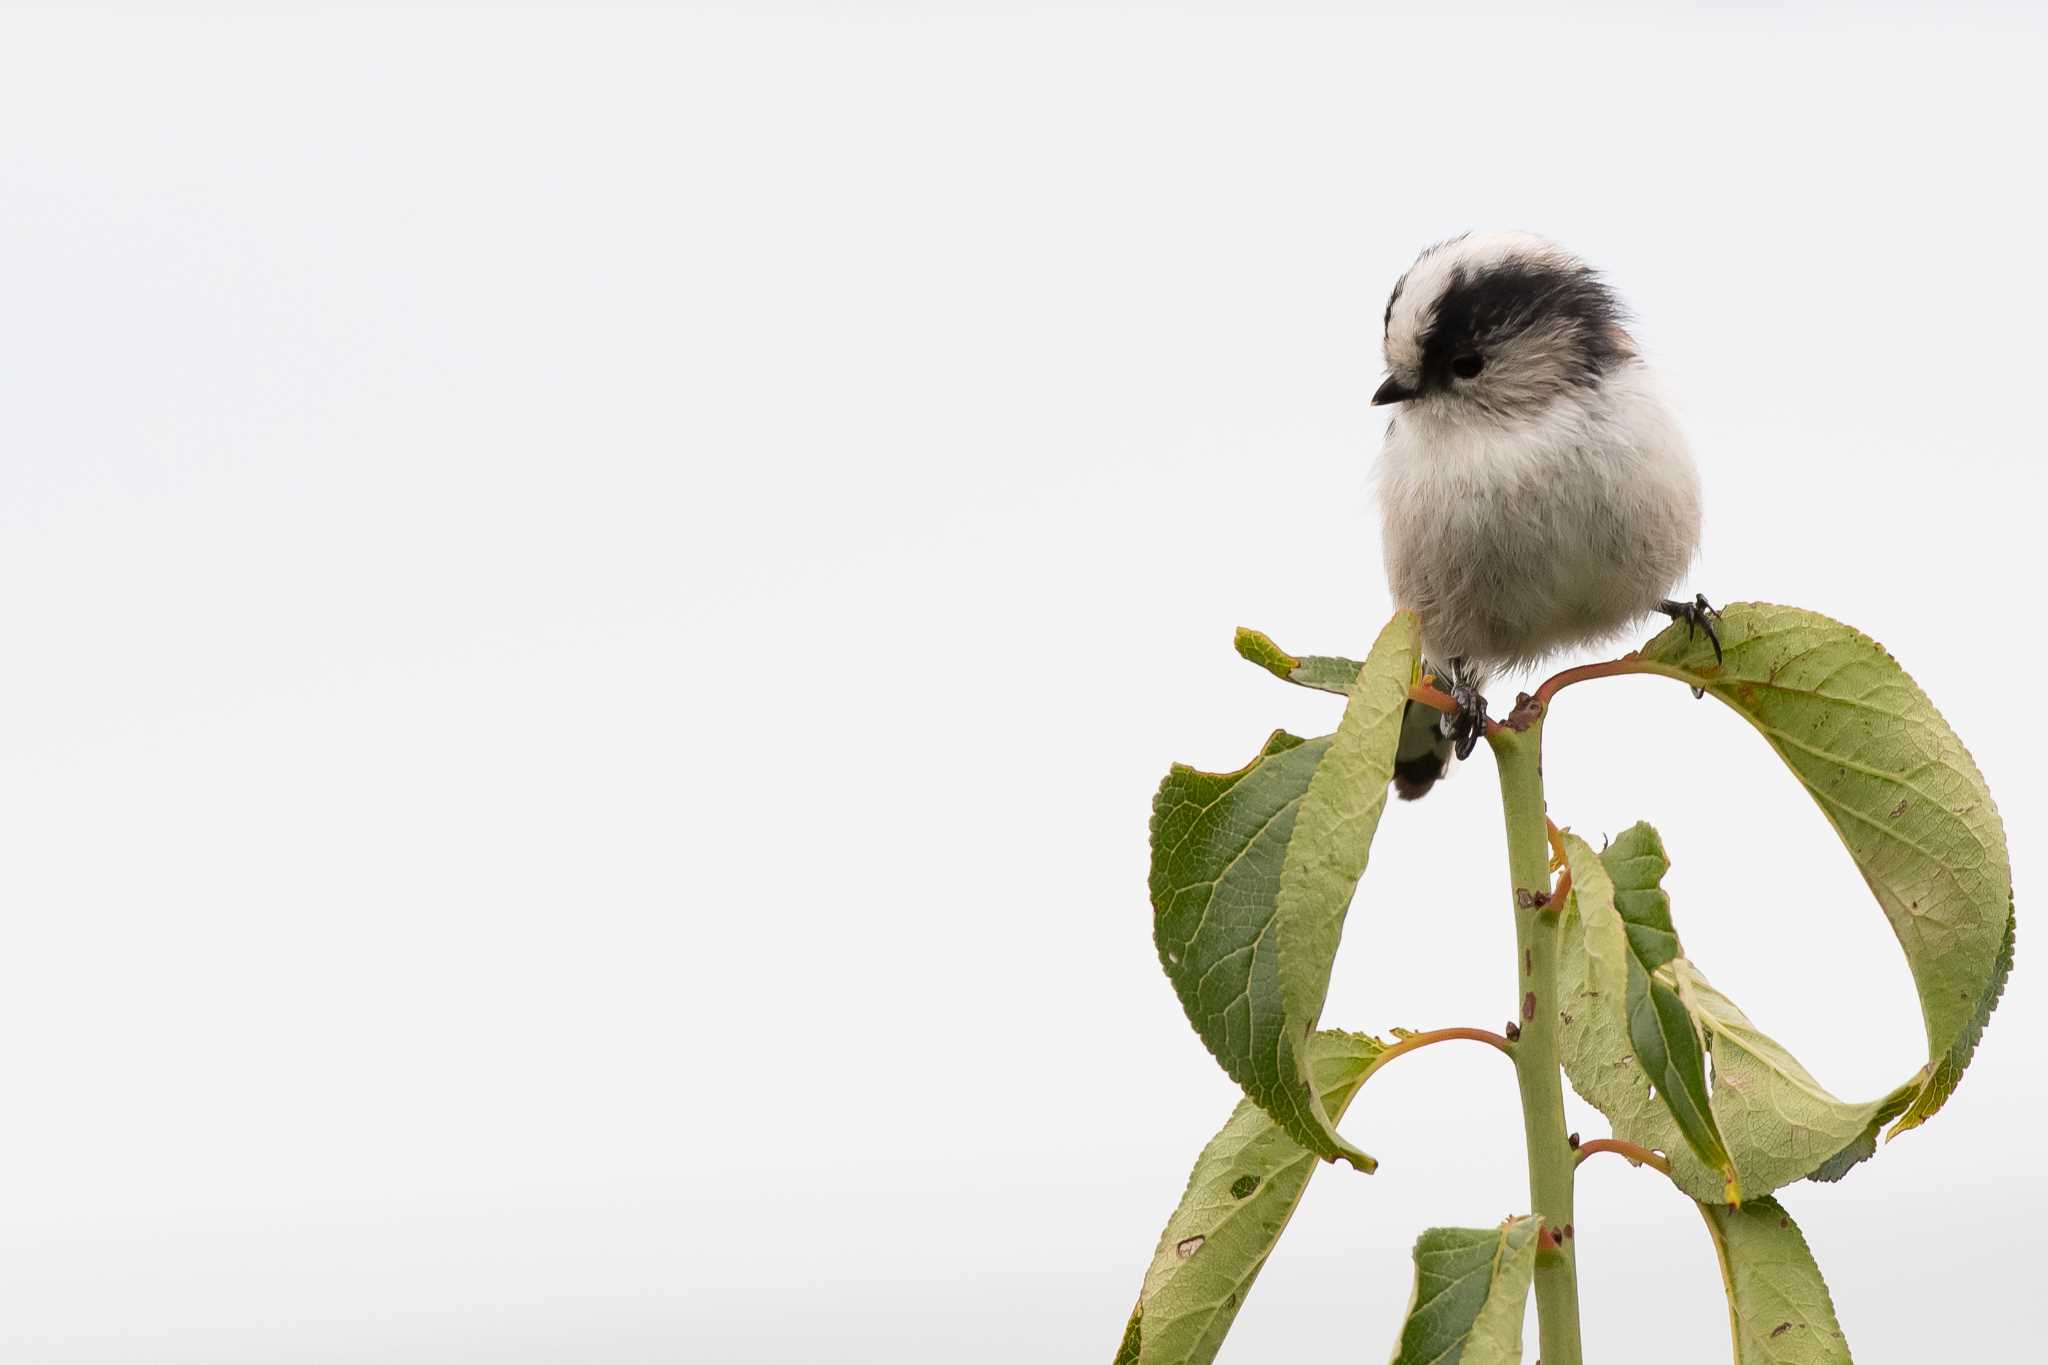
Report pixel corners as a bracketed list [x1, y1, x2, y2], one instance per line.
[1658, 593, 1723, 665]
[1446, 678, 1490, 760]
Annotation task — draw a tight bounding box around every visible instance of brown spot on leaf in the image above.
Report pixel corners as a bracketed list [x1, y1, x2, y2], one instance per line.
[1890, 798, 1909, 819]
[1176, 1236, 1205, 1260]
[1771, 1323, 1793, 1338]
[1523, 991, 1537, 1021]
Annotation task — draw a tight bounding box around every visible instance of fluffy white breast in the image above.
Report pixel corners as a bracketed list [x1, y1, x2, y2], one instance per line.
[1376, 362, 1703, 673]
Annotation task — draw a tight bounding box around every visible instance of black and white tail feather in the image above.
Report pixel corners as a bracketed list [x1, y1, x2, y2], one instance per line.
[1391, 677, 1457, 801]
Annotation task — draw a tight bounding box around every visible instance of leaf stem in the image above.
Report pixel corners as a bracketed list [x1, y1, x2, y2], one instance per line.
[1406, 680, 1506, 737]
[1488, 718, 1583, 1365]
[1573, 1137, 1673, 1175]
[1531, 653, 1652, 709]
[1353, 1027, 1514, 1089]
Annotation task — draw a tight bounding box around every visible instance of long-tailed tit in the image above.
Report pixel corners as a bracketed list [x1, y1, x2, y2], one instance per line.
[1373, 232, 1716, 799]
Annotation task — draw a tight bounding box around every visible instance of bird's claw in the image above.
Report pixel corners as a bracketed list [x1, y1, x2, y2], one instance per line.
[1659, 593, 1723, 666]
[1447, 679, 1490, 761]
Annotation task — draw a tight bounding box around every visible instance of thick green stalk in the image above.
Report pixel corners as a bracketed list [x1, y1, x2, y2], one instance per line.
[1490, 718, 1581, 1365]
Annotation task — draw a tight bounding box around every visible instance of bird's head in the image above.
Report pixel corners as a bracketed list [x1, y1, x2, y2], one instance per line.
[1374, 232, 1634, 422]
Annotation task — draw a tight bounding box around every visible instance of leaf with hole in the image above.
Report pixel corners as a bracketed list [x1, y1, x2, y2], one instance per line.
[1113, 1030, 1387, 1365]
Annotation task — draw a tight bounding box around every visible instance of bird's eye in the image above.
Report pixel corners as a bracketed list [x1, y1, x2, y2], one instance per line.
[1450, 353, 1485, 379]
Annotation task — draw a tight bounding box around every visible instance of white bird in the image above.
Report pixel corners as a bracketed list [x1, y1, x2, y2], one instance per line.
[1373, 232, 1714, 798]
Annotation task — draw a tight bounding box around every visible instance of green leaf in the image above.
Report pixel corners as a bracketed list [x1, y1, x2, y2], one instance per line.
[1566, 825, 1739, 1202]
[1388, 1217, 1542, 1365]
[1559, 829, 1911, 1202]
[1632, 602, 2014, 1137]
[1152, 612, 1420, 1169]
[1232, 626, 1364, 696]
[1116, 1031, 1386, 1365]
[1699, 1196, 1853, 1363]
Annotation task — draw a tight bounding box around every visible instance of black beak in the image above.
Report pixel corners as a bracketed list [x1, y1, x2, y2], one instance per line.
[1372, 375, 1416, 406]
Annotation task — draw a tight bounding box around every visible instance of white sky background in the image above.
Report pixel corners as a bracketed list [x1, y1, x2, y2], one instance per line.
[2, 3, 2044, 1361]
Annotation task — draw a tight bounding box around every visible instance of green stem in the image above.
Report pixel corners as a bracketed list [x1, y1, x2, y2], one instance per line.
[1490, 717, 1582, 1365]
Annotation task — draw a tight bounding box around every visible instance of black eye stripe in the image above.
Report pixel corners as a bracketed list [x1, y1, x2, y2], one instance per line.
[1417, 255, 1626, 392]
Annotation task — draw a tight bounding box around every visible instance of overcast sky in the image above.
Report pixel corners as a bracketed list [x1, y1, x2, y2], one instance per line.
[2, 4, 2043, 1362]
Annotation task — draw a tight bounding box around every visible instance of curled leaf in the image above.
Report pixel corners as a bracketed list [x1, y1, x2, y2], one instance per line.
[1630, 603, 2013, 1138]
[1232, 627, 1362, 696]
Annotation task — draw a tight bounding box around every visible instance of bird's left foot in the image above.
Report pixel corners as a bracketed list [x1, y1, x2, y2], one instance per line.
[1447, 677, 1490, 761]
[1658, 593, 1723, 664]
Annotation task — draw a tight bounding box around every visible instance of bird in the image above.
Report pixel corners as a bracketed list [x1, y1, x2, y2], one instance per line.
[1372, 232, 1715, 799]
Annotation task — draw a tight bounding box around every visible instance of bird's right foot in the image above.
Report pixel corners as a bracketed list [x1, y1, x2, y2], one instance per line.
[1658, 593, 1723, 663]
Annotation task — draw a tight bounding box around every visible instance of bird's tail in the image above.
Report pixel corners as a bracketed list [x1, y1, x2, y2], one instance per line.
[1391, 693, 1454, 800]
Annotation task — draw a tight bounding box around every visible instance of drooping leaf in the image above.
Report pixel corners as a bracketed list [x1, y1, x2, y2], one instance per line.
[1559, 825, 1738, 1202]
[1388, 1217, 1542, 1365]
[1115, 1031, 1386, 1365]
[1698, 1196, 1853, 1363]
[1630, 602, 2013, 1137]
[1151, 612, 1419, 1169]
[1559, 829, 1911, 1202]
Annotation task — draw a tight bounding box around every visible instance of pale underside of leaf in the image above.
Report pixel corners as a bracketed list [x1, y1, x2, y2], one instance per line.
[1561, 826, 1737, 1201]
[1630, 602, 2013, 1138]
[1700, 1196, 1853, 1364]
[1388, 1217, 1540, 1365]
[1118, 1031, 1386, 1365]
[1273, 613, 1417, 1046]
[1150, 613, 1418, 1169]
